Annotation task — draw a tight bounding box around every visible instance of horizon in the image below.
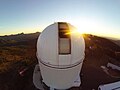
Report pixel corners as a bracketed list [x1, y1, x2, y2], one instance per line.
[0, 31, 120, 41]
[0, 0, 120, 39]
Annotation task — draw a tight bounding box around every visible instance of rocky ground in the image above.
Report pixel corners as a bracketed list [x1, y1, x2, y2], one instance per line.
[0, 33, 120, 90]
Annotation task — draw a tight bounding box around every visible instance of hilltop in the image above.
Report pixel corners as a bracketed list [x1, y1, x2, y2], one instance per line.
[0, 32, 40, 46]
[0, 33, 119, 90]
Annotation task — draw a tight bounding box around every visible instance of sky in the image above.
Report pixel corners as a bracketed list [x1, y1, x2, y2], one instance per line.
[0, 0, 120, 39]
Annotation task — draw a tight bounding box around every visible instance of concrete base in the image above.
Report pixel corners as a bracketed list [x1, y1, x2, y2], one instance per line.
[33, 64, 44, 90]
[73, 75, 81, 87]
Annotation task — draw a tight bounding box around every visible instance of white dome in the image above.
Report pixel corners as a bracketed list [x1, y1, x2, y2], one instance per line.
[36, 22, 85, 89]
[37, 22, 85, 68]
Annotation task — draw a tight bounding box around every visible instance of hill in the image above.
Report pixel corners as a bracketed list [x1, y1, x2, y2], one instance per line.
[0, 32, 40, 46]
[0, 33, 119, 90]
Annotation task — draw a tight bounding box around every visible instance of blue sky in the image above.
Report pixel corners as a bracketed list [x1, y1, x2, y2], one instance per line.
[0, 0, 120, 39]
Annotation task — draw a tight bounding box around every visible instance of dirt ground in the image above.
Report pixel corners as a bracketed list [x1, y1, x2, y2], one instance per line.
[0, 34, 120, 90]
[0, 48, 119, 90]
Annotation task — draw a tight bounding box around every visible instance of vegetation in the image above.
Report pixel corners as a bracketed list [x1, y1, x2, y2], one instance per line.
[0, 33, 119, 73]
[0, 32, 40, 73]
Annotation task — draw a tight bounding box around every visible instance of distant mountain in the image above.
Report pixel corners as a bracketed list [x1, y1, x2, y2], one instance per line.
[0, 32, 40, 46]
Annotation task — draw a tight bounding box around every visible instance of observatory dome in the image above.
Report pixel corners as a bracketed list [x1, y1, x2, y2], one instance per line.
[37, 22, 85, 89]
[37, 22, 85, 67]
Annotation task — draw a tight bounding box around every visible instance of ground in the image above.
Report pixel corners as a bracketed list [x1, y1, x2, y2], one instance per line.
[0, 33, 120, 90]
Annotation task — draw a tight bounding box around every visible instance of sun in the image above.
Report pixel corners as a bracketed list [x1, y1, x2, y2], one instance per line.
[70, 17, 100, 35]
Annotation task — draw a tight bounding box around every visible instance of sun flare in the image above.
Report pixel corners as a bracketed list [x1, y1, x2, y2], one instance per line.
[70, 17, 101, 35]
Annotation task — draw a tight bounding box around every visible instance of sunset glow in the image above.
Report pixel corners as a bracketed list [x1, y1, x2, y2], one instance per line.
[0, 0, 120, 39]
